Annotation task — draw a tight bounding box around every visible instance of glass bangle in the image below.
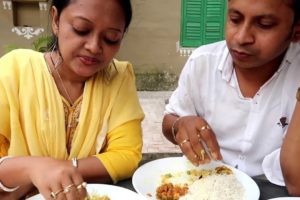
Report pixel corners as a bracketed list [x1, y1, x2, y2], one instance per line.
[171, 117, 182, 143]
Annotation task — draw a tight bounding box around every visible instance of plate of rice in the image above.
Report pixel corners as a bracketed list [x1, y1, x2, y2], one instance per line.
[27, 184, 145, 200]
[132, 156, 260, 200]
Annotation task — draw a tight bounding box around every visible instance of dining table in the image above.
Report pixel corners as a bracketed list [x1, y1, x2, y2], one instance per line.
[115, 153, 291, 200]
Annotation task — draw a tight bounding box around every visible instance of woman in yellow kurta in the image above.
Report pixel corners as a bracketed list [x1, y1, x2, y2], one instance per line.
[281, 88, 300, 195]
[0, 0, 144, 199]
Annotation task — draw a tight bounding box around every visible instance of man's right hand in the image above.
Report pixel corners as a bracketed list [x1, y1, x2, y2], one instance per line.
[163, 115, 223, 166]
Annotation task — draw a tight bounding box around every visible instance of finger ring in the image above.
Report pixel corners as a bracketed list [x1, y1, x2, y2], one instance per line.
[63, 184, 75, 193]
[200, 149, 205, 160]
[50, 191, 57, 199]
[50, 189, 63, 199]
[200, 124, 211, 132]
[77, 181, 87, 190]
[179, 138, 190, 147]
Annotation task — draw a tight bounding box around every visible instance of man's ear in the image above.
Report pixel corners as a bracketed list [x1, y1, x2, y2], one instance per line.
[292, 20, 300, 42]
[51, 6, 59, 36]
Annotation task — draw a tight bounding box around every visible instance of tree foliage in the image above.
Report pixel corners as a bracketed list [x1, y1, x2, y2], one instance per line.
[4, 35, 52, 53]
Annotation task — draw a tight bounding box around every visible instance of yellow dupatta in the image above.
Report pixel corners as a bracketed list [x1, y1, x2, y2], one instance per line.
[0, 49, 142, 160]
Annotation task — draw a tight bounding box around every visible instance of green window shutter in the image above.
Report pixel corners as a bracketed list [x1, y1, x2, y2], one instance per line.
[180, 0, 226, 48]
[203, 0, 226, 44]
[180, 0, 203, 47]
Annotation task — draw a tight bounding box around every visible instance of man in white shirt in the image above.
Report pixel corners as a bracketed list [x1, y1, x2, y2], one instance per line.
[162, 0, 300, 192]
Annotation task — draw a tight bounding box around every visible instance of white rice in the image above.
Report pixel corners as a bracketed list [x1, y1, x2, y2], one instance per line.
[179, 174, 245, 200]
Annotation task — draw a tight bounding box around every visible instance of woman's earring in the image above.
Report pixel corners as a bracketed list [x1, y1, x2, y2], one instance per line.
[54, 51, 63, 70]
[49, 39, 63, 70]
[49, 36, 58, 52]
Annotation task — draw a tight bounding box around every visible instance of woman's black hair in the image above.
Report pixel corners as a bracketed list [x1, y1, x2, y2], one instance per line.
[293, 0, 300, 23]
[51, 0, 132, 30]
[48, 0, 132, 49]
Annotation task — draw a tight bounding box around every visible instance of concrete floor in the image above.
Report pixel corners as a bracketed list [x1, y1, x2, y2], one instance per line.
[138, 91, 181, 153]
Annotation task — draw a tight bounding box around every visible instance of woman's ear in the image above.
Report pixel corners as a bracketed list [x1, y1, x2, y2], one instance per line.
[292, 20, 300, 42]
[51, 6, 59, 36]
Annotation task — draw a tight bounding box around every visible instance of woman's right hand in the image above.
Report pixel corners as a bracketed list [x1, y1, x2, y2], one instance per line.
[28, 157, 87, 200]
[172, 116, 223, 165]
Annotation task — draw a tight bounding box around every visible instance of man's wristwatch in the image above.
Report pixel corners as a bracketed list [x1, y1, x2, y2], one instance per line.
[297, 87, 300, 102]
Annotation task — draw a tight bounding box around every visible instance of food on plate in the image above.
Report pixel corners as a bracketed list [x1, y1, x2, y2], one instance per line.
[181, 174, 245, 200]
[156, 183, 188, 200]
[156, 165, 245, 200]
[86, 194, 110, 200]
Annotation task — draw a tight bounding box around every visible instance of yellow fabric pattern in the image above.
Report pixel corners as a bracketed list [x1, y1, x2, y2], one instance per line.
[0, 49, 144, 181]
[62, 97, 83, 153]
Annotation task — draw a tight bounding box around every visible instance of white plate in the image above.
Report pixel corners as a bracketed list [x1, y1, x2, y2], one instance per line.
[132, 157, 260, 200]
[27, 184, 146, 200]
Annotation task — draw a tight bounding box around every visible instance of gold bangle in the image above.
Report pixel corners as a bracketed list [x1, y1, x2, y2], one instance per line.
[297, 87, 300, 102]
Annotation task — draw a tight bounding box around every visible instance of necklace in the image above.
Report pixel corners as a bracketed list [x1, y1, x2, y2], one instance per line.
[48, 52, 74, 105]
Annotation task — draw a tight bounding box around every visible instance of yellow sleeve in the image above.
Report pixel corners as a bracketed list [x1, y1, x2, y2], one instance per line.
[107, 61, 144, 132]
[94, 119, 143, 183]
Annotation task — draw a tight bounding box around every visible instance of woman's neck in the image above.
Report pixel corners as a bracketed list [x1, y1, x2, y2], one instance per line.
[45, 52, 85, 105]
